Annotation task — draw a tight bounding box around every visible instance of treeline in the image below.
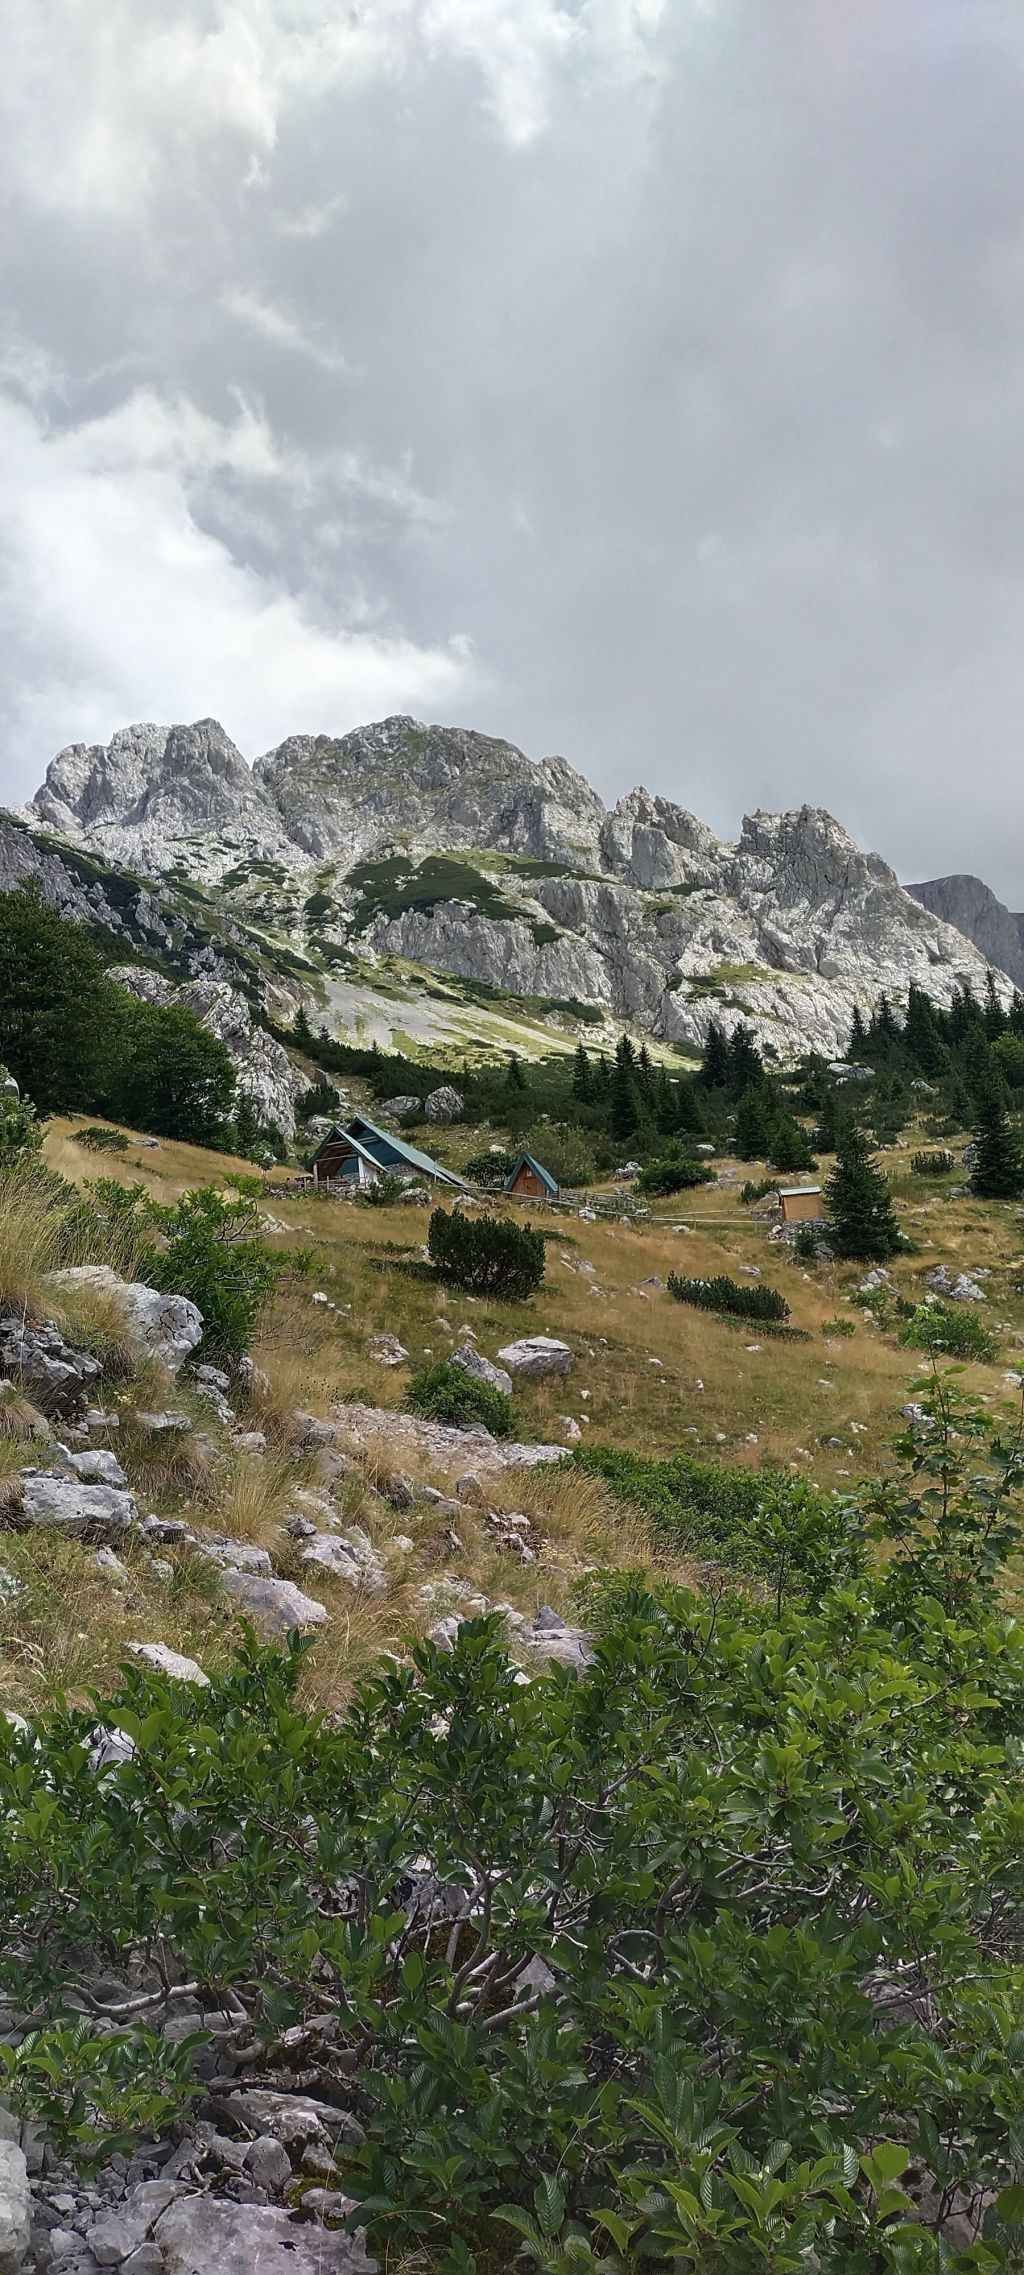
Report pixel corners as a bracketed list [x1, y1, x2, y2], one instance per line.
[0, 887, 262, 1152]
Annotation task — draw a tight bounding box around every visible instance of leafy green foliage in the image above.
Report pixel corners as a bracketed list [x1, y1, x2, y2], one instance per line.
[111, 1000, 237, 1148]
[463, 1148, 518, 1188]
[521, 1122, 595, 1187]
[573, 1440, 860, 1595]
[7, 1378, 1022, 2265]
[667, 1271, 790, 1321]
[637, 1146, 715, 1196]
[408, 1358, 517, 1438]
[428, 1207, 546, 1299]
[900, 1303, 999, 1363]
[0, 886, 123, 1115]
[146, 1180, 280, 1357]
[911, 1149, 955, 1175]
[0, 1069, 42, 1166]
[354, 1171, 409, 1208]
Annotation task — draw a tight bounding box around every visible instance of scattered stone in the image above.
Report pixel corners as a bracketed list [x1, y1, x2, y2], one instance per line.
[496, 1336, 572, 1380]
[234, 1356, 271, 1400]
[200, 1538, 274, 1576]
[522, 1610, 593, 1671]
[59, 1447, 128, 1488]
[47, 1268, 204, 1372]
[209, 2088, 364, 2151]
[368, 1334, 409, 1368]
[151, 2194, 376, 2273]
[195, 1364, 231, 1393]
[135, 1410, 193, 1436]
[449, 1344, 513, 1396]
[9, 1468, 138, 1542]
[219, 1572, 330, 1637]
[424, 1085, 464, 1123]
[926, 1265, 986, 1303]
[380, 1095, 422, 1119]
[92, 1546, 127, 1583]
[0, 1316, 102, 1417]
[232, 1430, 267, 1457]
[0, 2139, 30, 2275]
[0, 1567, 24, 1603]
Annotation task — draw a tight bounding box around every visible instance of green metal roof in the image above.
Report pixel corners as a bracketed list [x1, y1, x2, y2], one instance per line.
[311, 1117, 469, 1190]
[504, 1149, 560, 1196]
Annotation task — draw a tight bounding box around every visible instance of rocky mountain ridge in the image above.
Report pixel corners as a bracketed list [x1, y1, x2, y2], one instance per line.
[907, 873, 1024, 989]
[14, 715, 1019, 1062]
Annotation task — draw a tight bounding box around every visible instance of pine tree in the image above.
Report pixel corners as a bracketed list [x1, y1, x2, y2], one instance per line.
[1011, 992, 1024, 1041]
[609, 1036, 639, 1141]
[768, 1116, 816, 1174]
[728, 1024, 763, 1097]
[825, 1127, 902, 1260]
[571, 1043, 593, 1102]
[505, 1055, 526, 1093]
[904, 985, 947, 1078]
[293, 1004, 313, 1049]
[636, 1043, 654, 1101]
[972, 1090, 1024, 1200]
[847, 1004, 868, 1059]
[984, 972, 1008, 1041]
[814, 1087, 844, 1153]
[734, 1086, 771, 1159]
[699, 1020, 731, 1090]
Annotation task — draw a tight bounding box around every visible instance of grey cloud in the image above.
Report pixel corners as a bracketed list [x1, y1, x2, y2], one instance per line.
[1, 0, 1023, 897]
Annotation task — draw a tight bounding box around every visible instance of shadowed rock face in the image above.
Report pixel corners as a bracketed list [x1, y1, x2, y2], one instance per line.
[907, 874, 1024, 988]
[17, 714, 1020, 1060]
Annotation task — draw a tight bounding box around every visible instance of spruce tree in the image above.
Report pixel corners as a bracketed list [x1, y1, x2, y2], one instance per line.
[768, 1115, 816, 1174]
[293, 1004, 313, 1049]
[728, 1024, 763, 1097]
[571, 1043, 593, 1102]
[984, 972, 1008, 1042]
[825, 1127, 902, 1260]
[505, 1054, 526, 1094]
[609, 1036, 639, 1141]
[699, 1020, 731, 1090]
[972, 1090, 1024, 1200]
[734, 1086, 771, 1159]
[847, 1004, 869, 1059]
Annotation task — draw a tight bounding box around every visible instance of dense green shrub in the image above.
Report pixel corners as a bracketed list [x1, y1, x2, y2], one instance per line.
[573, 1440, 859, 1594]
[462, 1148, 517, 1189]
[911, 1148, 955, 1175]
[900, 1302, 999, 1363]
[6, 1378, 1023, 2266]
[74, 1126, 130, 1154]
[739, 1175, 778, 1205]
[667, 1271, 790, 1322]
[637, 1145, 715, 1197]
[428, 1207, 545, 1299]
[0, 1070, 42, 1167]
[147, 1181, 280, 1358]
[521, 1121, 596, 1187]
[407, 1357, 517, 1438]
[354, 1171, 408, 1208]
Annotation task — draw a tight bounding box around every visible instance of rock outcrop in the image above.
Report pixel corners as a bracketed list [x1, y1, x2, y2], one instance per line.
[20, 713, 1018, 1062]
[907, 874, 1024, 988]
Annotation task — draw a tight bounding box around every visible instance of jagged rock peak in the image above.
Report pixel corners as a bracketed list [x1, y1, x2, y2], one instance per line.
[907, 874, 1024, 988]
[253, 714, 609, 867]
[29, 718, 293, 878]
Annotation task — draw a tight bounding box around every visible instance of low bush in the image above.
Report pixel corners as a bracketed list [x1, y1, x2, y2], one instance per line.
[637, 1146, 715, 1197]
[821, 1314, 856, 1338]
[147, 1181, 280, 1359]
[354, 1172, 409, 1208]
[667, 1271, 790, 1322]
[463, 1148, 517, 1189]
[3, 1378, 1024, 2267]
[428, 1207, 545, 1300]
[573, 1440, 861, 1596]
[407, 1358, 517, 1438]
[900, 1302, 999, 1363]
[793, 1224, 820, 1261]
[74, 1126, 130, 1155]
[911, 1148, 955, 1175]
[739, 1175, 777, 1205]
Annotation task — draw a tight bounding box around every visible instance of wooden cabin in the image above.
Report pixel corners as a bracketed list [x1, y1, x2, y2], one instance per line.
[503, 1150, 560, 1202]
[778, 1184, 824, 1225]
[309, 1115, 469, 1193]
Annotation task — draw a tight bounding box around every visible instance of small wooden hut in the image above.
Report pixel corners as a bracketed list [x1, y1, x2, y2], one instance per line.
[503, 1150, 560, 1202]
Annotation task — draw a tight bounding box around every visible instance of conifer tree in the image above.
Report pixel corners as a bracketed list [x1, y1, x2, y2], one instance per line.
[847, 1004, 868, 1058]
[699, 1019, 731, 1090]
[505, 1054, 526, 1093]
[825, 1127, 902, 1260]
[292, 1004, 313, 1049]
[984, 972, 1008, 1041]
[972, 1089, 1024, 1200]
[728, 1023, 762, 1096]
[734, 1086, 771, 1159]
[610, 1036, 639, 1140]
[571, 1043, 593, 1102]
[767, 1115, 816, 1174]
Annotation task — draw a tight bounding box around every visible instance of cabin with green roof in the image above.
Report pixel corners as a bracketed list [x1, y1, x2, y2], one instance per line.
[503, 1149, 560, 1201]
[309, 1115, 470, 1193]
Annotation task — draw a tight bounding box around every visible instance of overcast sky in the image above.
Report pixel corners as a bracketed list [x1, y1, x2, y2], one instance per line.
[2, 0, 1023, 895]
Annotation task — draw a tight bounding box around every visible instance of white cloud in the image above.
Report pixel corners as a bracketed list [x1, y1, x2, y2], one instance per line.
[222, 288, 348, 370]
[0, 390, 474, 785]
